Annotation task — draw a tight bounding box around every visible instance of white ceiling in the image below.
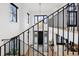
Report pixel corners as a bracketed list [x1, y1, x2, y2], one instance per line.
[21, 3, 66, 15]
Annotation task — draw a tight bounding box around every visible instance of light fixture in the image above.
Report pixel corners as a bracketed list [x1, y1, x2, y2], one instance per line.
[27, 12, 30, 24]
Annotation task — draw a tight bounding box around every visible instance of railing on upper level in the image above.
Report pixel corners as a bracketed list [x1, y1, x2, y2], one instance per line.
[0, 3, 78, 56]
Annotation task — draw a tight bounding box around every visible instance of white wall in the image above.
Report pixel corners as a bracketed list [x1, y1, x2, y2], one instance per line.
[17, 3, 29, 33]
[0, 3, 20, 45]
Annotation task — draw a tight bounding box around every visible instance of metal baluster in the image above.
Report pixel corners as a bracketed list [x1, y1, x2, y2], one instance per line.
[72, 12, 74, 55]
[28, 30, 29, 56]
[13, 38, 15, 56]
[57, 11, 59, 56]
[67, 4, 70, 55]
[33, 27, 34, 56]
[75, 11, 77, 55]
[67, 9, 70, 55]
[73, 26, 75, 55]
[18, 36, 20, 56]
[67, 27, 69, 55]
[0, 47, 1, 56]
[77, 3, 79, 51]
[77, 3, 79, 55]
[42, 17, 44, 55]
[62, 7, 64, 56]
[78, 27, 79, 55]
[47, 17, 49, 56]
[52, 15, 54, 56]
[4, 44, 6, 56]
[23, 32, 25, 56]
[33, 16, 35, 56]
[37, 16, 39, 56]
[9, 41, 10, 56]
[16, 37, 17, 56]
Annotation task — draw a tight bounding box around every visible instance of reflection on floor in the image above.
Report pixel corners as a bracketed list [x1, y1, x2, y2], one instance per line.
[26, 45, 54, 56]
[25, 44, 78, 56]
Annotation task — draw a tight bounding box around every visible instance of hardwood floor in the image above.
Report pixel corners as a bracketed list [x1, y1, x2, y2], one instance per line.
[25, 45, 78, 56]
[25, 45, 56, 56]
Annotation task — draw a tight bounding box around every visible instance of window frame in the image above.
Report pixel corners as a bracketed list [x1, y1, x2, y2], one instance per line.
[67, 3, 77, 27]
[34, 15, 47, 24]
[67, 11, 77, 27]
[10, 3, 18, 23]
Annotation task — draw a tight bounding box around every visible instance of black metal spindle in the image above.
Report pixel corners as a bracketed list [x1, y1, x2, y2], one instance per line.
[72, 12, 74, 55]
[13, 39, 15, 56]
[23, 32, 25, 56]
[57, 11, 59, 56]
[0, 47, 1, 56]
[42, 17, 44, 55]
[52, 15, 54, 56]
[62, 7, 64, 56]
[77, 3, 79, 55]
[78, 27, 79, 55]
[67, 8, 70, 55]
[18, 36, 20, 56]
[4, 44, 6, 56]
[47, 17, 49, 56]
[73, 27, 75, 55]
[67, 27, 69, 55]
[9, 41, 10, 56]
[28, 30, 29, 56]
[33, 27, 34, 56]
[37, 16, 39, 56]
[16, 37, 17, 56]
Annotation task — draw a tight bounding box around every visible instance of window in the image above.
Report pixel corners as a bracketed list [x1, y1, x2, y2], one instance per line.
[67, 3, 77, 27]
[34, 15, 47, 24]
[10, 3, 18, 22]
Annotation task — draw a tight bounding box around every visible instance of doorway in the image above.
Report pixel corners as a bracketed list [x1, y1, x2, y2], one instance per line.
[38, 31, 43, 45]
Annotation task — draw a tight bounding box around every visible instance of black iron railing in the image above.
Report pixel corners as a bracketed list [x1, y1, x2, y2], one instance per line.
[0, 3, 78, 56]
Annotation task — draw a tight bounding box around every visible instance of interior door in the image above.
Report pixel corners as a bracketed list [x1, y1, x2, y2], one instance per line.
[38, 31, 43, 45]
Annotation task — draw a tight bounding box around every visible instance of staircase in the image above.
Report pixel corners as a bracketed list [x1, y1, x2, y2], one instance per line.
[0, 3, 79, 56]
